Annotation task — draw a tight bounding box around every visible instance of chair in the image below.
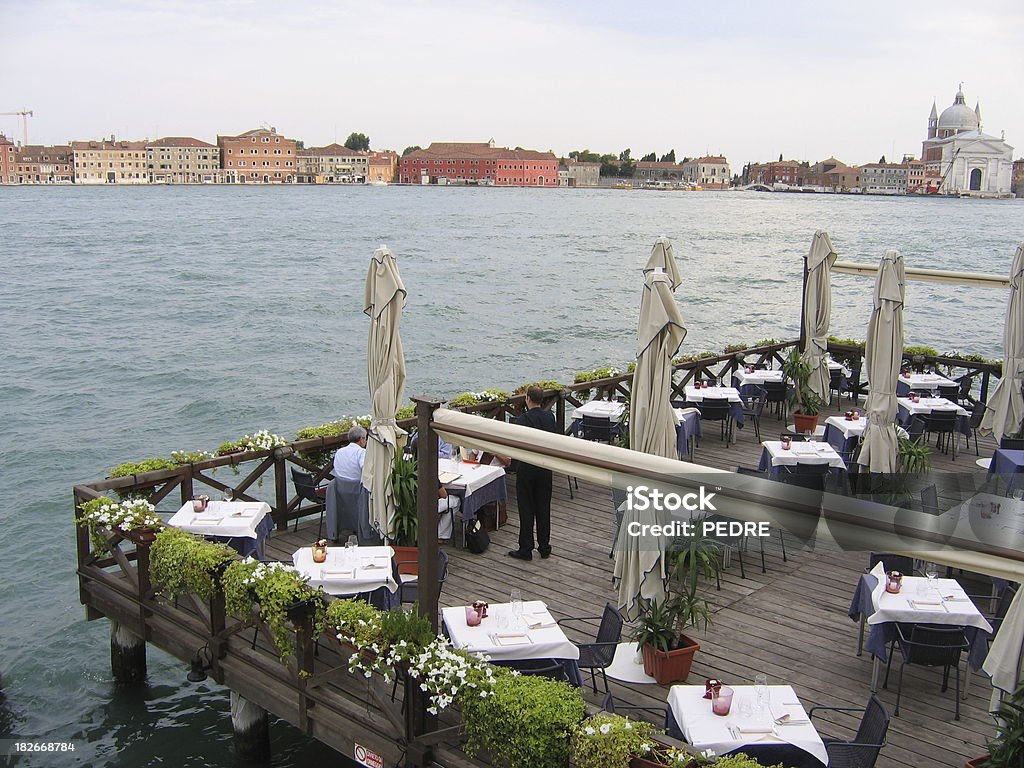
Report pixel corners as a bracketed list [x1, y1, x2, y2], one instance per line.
[920, 484, 940, 515]
[779, 462, 829, 492]
[883, 624, 970, 720]
[600, 692, 669, 721]
[923, 411, 958, 459]
[999, 437, 1024, 450]
[697, 398, 733, 446]
[557, 603, 623, 693]
[937, 383, 960, 402]
[580, 415, 617, 444]
[493, 659, 567, 682]
[957, 378, 973, 406]
[809, 695, 890, 768]
[781, 431, 811, 442]
[740, 386, 766, 443]
[841, 361, 867, 404]
[964, 401, 986, 456]
[868, 553, 915, 575]
[290, 468, 327, 536]
[829, 367, 845, 403]
[905, 414, 926, 443]
[764, 380, 788, 420]
[735, 464, 788, 564]
[394, 549, 449, 605]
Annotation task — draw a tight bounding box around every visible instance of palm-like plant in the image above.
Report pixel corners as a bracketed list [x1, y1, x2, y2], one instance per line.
[782, 346, 822, 417]
[391, 451, 418, 546]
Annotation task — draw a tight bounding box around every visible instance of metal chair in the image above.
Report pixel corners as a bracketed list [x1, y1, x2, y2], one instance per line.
[809, 695, 890, 768]
[868, 553, 915, 575]
[740, 386, 766, 443]
[964, 400, 986, 456]
[779, 462, 830, 492]
[493, 658, 568, 682]
[829, 367, 845, 403]
[600, 692, 669, 721]
[290, 468, 327, 536]
[905, 414, 926, 443]
[937, 383, 960, 402]
[883, 624, 970, 720]
[781, 431, 811, 442]
[394, 549, 449, 605]
[920, 484, 940, 515]
[957, 378, 973, 406]
[999, 437, 1024, 450]
[580, 415, 617, 444]
[923, 410, 959, 459]
[735, 464, 788, 565]
[557, 603, 623, 693]
[697, 398, 734, 446]
[764, 380, 788, 420]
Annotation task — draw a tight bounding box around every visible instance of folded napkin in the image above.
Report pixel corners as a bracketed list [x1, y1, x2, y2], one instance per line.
[910, 600, 946, 612]
[322, 568, 356, 579]
[737, 725, 774, 734]
[523, 613, 556, 629]
[361, 556, 390, 569]
[491, 633, 532, 646]
[772, 704, 811, 724]
[869, 561, 887, 581]
[192, 516, 222, 524]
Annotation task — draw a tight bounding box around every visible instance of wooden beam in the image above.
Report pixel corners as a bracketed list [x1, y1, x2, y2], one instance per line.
[833, 260, 1010, 288]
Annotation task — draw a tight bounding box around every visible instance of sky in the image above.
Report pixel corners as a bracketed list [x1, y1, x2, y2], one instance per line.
[1, 0, 1022, 166]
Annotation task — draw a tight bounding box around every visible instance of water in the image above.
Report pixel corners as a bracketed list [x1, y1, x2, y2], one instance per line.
[0, 186, 1020, 765]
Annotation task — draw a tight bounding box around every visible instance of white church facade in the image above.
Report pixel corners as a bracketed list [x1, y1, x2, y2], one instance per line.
[922, 86, 1014, 196]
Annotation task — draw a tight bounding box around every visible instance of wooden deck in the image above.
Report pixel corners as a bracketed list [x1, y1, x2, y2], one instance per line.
[266, 400, 1000, 768]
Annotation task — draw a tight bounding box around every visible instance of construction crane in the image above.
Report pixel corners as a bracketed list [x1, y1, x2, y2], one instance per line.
[0, 109, 33, 146]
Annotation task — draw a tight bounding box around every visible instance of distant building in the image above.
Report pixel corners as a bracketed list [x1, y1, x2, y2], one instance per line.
[903, 156, 925, 193]
[681, 156, 731, 189]
[146, 137, 220, 183]
[803, 157, 846, 187]
[922, 86, 1014, 195]
[559, 160, 600, 187]
[0, 134, 15, 183]
[218, 127, 297, 183]
[398, 140, 559, 186]
[71, 138, 149, 184]
[634, 161, 686, 182]
[297, 144, 370, 183]
[745, 160, 801, 186]
[860, 162, 907, 195]
[13, 144, 73, 183]
[823, 165, 861, 192]
[367, 151, 397, 183]
[1011, 159, 1024, 198]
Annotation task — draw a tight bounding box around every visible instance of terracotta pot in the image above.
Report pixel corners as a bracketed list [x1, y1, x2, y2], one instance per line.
[126, 526, 159, 545]
[640, 635, 700, 685]
[392, 545, 418, 577]
[792, 412, 819, 435]
[963, 757, 990, 768]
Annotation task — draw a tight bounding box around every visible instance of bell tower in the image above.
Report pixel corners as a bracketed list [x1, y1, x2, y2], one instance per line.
[927, 100, 938, 139]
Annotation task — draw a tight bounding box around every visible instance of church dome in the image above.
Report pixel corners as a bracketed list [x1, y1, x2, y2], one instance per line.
[937, 87, 979, 133]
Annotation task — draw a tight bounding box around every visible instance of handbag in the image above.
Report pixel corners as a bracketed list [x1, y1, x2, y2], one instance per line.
[465, 517, 490, 554]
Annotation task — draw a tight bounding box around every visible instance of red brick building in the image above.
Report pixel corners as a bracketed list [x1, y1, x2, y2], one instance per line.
[0, 134, 14, 183]
[744, 159, 802, 185]
[1013, 159, 1024, 198]
[218, 127, 296, 183]
[14, 144, 74, 183]
[398, 141, 559, 186]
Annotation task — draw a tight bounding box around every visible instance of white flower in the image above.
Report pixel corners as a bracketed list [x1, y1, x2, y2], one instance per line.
[599, 723, 611, 735]
[624, 722, 632, 730]
[584, 727, 595, 736]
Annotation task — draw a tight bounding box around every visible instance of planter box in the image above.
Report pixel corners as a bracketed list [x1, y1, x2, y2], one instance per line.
[640, 635, 700, 685]
[392, 545, 418, 577]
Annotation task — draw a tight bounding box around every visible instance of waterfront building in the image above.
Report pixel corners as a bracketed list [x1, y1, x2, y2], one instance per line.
[13, 144, 73, 183]
[367, 151, 397, 184]
[218, 127, 297, 183]
[398, 141, 559, 186]
[903, 156, 925, 193]
[823, 164, 861, 193]
[744, 159, 801, 186]
[296, 144, 370, 183]
[681, 155, 731, 189]
[803, 157, 846, 188]
[922, 86, 1014, 195]
[71, 138, 149, 184]
[860, 162, 907, 195]
[1011, 158, 1024, 198]
[559, 160, 600, 187]
[0, 134, 14, 183]
[146, 137, 221, 183]
[634, 161, 686, 182]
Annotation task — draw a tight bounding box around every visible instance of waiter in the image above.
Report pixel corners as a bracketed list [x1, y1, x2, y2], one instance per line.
[507, 386, 558, 561]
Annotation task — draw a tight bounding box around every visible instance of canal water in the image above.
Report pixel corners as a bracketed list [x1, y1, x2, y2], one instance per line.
[0, 186, 1020, 766]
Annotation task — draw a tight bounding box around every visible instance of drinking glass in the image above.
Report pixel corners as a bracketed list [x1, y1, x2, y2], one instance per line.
[737, 695, 753, 720]
[754, 674, 768, 711]
[1012, 488, 1024, 504]
[345, 535, 358, 565]
[711, 685, 734, 716]
[222, 488, 234, 502]
[510, 588, 523, 626]
[925, 561, 939, 581]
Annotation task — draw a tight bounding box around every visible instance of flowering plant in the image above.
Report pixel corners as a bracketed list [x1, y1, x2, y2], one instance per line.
[170, 449, 214, 464]
[78, 496, 164, 553]
[570, 712, 656, 768]
[449, 390, 509, 408]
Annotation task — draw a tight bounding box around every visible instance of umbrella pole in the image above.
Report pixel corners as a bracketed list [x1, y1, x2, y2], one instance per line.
[798, 253, 809, 354]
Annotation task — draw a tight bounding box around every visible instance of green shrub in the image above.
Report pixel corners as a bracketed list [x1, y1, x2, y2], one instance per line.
[570, 712, 655, 768]
[395, 404, 416, 421]
[293, 418, 365, 468]
[169, 450, 213, 464]
[109, 457, 178, 478]
[325, 598, 382, 646]
[903, 344, 939, 358]
[674, 351, 717, 364]
[513, 380, 564, 395]
[150, 527, 235, 600]
[723, 342, 748, 354]
[449, 389, 509, 408]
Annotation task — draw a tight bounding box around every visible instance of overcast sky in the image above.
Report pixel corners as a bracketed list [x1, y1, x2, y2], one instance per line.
[2, 0, 1022, 165]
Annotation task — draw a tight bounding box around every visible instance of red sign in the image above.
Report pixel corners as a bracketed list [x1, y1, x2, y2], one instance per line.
[354, 743, 384, 768]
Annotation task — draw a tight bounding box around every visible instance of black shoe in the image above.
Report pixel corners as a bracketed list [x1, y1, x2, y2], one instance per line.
[507, 549, 532, 561]
[539, 549, 552, 559]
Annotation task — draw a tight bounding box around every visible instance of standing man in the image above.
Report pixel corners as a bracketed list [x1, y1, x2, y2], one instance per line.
[508, 386, 558, 561]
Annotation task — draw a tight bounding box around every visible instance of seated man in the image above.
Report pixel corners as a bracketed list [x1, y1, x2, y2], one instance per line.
[332, 425, 367, 482]
[438, 484, 461, 541]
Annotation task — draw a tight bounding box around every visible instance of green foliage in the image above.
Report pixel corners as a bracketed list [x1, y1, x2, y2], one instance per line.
[150, 527, 235, 601]
[641, 152, 657, 162]
[574, 367, 623, 400]
[462, 668, 586, 768]
[660, 149, 676, 163]
[376, 603, 435, 650]
[391, 451, 418, 546]
[632, 597, 681, 653]
[782, 346, 822, 416]
[713, 755, 785, 768]
[223, 559, 324, 662]
[395, 404, 416, 421]
[981, 680, 1024, 768]
[724, 342, 748, 354]
[897, 435, 932, 475]
[294, 418, 367, 468]
[78, 496, 163, 553]
[109, 457, 177, 477]
[903, 344, 939, 358]
[568, 149, 601, 164]
[626, 361, 637, 373]
[674, 351, 717, 364]
[402, 145, 421, 156]
[570, 712, 656, 768]
[344, 132, 370, 151]
[170, 450, 213, 464]
[325, 598, 382, 646]
[754, 337, 780, 347]
[513, 380, 564, 395]
[449, 389, 509, 408]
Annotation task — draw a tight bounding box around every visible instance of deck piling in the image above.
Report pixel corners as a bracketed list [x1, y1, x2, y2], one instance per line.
[230, 690, 271, 765]
[109, 620, 146, 684]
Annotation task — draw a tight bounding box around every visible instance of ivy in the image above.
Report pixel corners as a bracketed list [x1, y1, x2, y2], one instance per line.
[150, 527, 235, 601]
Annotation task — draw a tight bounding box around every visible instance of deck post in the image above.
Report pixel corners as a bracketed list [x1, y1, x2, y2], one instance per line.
[230, 690, 271, 765]
[110, 621, 146, 684]
[412, 395, 443, 634]
[555, 390, 566, 434]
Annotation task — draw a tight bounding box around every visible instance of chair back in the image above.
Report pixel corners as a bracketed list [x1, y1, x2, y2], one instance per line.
[496, 659, 566, 681]
[829, 368, 844, 387]
[993, 582, 1020, 636]
[958, 378, 973, 403]
[968, 400, 986, 428]
[999, 437, 1024, 450]
[924, 410, 957, 433]
[920, 484, 940, 515]
[735, 465, 766, 477]
[581, 415, 616, 442]
[906, 415, 926, 442]
[763, 380, 787, 403]
[779, 469, 825, 492]
[291, 468, 321, 504]
[781, 431, 810, 442]
[742, 386, 766, 414]
[852, 695, 890, 761]
[937, 384, 960, 401]
[697, 399, 730, 421]
[868, 552, 914, 574]
[596, 603, 624, 646]
[898, 624, 969, 666]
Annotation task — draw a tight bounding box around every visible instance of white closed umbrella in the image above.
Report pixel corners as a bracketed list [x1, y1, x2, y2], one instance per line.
[361, 246, 407, 539]
[615, 268, 687, 618]
[643, 235, 682, 290]
[983, 586, 1024, 714]
[802, 231, 838, 404]
[858, 250, 905, 474]
[981, 243, 1024, 444]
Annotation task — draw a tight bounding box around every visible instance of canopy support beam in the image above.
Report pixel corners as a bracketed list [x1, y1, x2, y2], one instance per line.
[833, 261, 1009, 288]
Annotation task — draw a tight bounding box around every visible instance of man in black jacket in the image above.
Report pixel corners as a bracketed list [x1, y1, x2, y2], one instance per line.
[508, 386, 558, 561]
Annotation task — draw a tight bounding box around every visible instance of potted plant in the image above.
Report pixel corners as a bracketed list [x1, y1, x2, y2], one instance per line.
[390, 450, 419, 576]
[570, 712, 656, 768]
[77, 496, 165, 554]
[965, 680, 1024, 768]
[782, 346, 822, 434]
[634, 520, 720, 685]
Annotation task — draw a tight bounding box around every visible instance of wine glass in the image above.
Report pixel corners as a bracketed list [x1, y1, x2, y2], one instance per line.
[222, 488, 234, 502]
[925, 561, 939, 580]
[754, 674, 768, 711]
[510, 588, 523, 626]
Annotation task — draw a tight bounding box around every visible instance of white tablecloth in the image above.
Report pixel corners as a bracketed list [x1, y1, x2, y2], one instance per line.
[292, 545, 397, 596]
[438, 458, 506, 495]
[169, 500, 270, 539]
[823, 415, 866, 439]
[826, 359, 852, 376]
[442, 600, 579, 662]
[866, 576, 993, 632]
[897, 372, 956, 391]
[667, 684, 828, 766]
[734, 369, 784, 387]
[572, 400, 625, 421]
[939, 493, 1024, 545]
[685, 385, 741, 403]
[897, 397, 968, 417]
[762, 441, 846, 469]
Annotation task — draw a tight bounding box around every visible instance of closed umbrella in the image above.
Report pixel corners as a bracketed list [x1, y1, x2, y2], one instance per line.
[615, 269, 687, 618]
[361, 246, 407, 539]
[801, 231, 838, 404]
[981, 243, 1024, 443]
[643, 235, 682, 290]
[858, 250, 905, 474]
[983, 586, 1024, 714]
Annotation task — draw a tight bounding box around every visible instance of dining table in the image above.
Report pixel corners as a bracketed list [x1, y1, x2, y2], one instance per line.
[822, 415, 866, 459]
[168, 499, 274, 560]
[684, 385, 745, 427]
[570, 401, 702, 459]
[896, 397, 971, 437]
[895, 371, 957, 396]
[438, 458, 507, 524]
[441, 600, 582, 685]
[733, 368, 783, 398]
[986, 448, 1024, 493]
[666, 684, 828, 767]
[758, 440, 846, 478]
[292, 544, 398, 609]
